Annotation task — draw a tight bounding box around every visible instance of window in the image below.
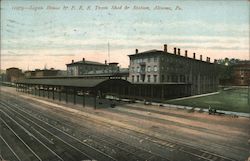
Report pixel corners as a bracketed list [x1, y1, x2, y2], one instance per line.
[172, 75, 178, 82]
[154, 57, 157, 62]
[154, 66, 158, 72]
[131, 67, 135, 73]
[180, 75, 185, 82]
[161, 75, 165, 82]
[148, 57, 151, 62]
[137, 75, 139, 82]
[147, 66, 151, 72]
[137, 66, 140, 73]
[132, 75, 134, 82]
[154, 75, 157, 83]
[147, 75, 151, 82]
[141, 75, 145, 82]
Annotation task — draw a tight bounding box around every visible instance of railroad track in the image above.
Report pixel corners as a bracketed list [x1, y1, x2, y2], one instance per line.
[87, 113, 239, 161]
[0, 115, 43, 161]
[0, 94, 240, 161]
[1, 100, 169, 161]
[1, 102, 117, 161]
[0, 134, 22, 161]
[72, 110, 239, 161]
[4, 100, 170, 161]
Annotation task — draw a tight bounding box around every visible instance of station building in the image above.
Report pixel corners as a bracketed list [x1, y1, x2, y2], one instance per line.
[128, 44, 219, 98]
[66, 58, 119, 76]
[15, 44, 220, 102]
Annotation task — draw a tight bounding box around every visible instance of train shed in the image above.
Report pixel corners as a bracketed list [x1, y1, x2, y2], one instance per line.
[16, 77, 131, 108]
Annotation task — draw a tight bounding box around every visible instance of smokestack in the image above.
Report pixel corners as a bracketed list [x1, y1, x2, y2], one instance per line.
[208, 57, 210, 62]
[174, 48, 176, 54]
[178, 48, 180, 55]
[200, 55, 202, 61]
[105, 60, 107, 65]
[214, 59, 217, 64]
[193, 53, 196, 59]
[135, 49, 138, 54]
[82, 58, 85, 62]
[164, 44, 167, 52]
[185, 50, 188, 57]
[72, 60, 74, 63]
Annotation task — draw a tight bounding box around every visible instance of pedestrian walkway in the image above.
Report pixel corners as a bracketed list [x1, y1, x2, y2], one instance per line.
[168, 91, 219, 101]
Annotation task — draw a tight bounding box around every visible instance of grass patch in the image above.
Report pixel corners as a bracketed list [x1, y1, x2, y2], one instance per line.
[165, 88, 250, 113]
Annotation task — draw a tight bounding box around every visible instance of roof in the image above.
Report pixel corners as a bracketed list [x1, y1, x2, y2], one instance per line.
[128, 49, 214, 64]
[16, 77, 131, 88]
[128, 50, 162, 57]
[66, 60, 106, 66]
[132, 82, 191, 85]
[16, 78, 108, 87]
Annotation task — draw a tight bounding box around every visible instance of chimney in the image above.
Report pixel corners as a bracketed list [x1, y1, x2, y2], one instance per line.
[208, 57, 210, 62]
[72, 59, 74, 63]
[135, 49, 138, 54]
[178, 48, 180, 55]
[206, 57, 209, 62]
[164, 44, 167, 52]
[200, 55, 202, 61]
[193, 53, 196, 59]
[214, 59, 217, 64]
[185, 50, 188, 57]
[82, 58, 85, 62]
[105, 60, 107, 65]
[174, 47, 176, 54]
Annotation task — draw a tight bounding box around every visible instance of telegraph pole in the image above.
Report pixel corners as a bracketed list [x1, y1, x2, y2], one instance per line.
[108, 42, 110, 63]
[248, 78, 250, 106]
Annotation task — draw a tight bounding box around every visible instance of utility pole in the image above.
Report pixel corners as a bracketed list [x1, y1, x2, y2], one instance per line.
[108, 42, 110, 63]
[248, 78, 250, 106]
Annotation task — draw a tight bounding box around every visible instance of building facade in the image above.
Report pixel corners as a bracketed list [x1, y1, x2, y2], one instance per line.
[128, 44, 219, 97]
[24, 68, 60, 78]
[66, 58, 119, 76]
[6, 67, 24, 82]
[231, 61, 250, 86]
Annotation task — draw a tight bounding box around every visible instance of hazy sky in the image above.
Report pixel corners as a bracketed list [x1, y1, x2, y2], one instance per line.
[1, 0, 249, 71]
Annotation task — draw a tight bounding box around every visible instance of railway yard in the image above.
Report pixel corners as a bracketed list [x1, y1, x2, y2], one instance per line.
[0, 86, 249, 161]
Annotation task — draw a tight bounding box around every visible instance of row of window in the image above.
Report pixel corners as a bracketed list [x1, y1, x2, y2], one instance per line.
[161, 75, 187, 83]
[131, 57, 158, 64]
[131, 75, 157, 83]
[131, 66, 158, 73]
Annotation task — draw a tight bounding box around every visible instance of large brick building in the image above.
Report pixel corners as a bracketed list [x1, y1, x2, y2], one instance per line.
[6, 67, 24, 82]
[24, 68, 60, 78]
[66, 58, 119, 76]
[128, 44, 219, 98]
[231, 61, 250, 86]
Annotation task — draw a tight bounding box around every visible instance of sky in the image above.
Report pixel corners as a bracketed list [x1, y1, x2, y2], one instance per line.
[1, 0, 249, 71]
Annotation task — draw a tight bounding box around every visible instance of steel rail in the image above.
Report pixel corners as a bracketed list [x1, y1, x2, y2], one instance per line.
[0, 135, 22, 161]
[1, 102, 117, 161]
[6, 98, 169, 161]
[0, 116, 42, 161]
[0, 95, 239, 161]
[0, 109, 64, 161]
